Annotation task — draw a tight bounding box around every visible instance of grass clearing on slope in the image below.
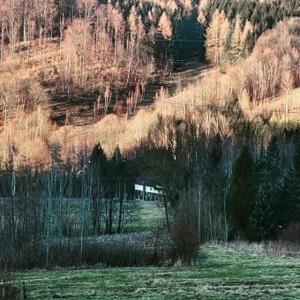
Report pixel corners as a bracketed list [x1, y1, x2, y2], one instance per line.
[16, 245, 300, 300]
[126, 200, 166, 232]
[47, 199, 165, 236]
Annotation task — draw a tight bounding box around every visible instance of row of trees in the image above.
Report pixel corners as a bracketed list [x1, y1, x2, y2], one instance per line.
[0, 0, 204, 126]
[1, 100, 300, 269]
[206, 10, 252, 65]
[136, 100, 300, 243]
[0, 0, 64, 58]
[0, 143, 138, 269]
[229, 138, 300, 240]
[202, 0, 299, 65]
[233, 18, 300, 102]
[0, 0, 196, 60]
[204, 18, 300, 106]
[199, 0, 298, 32]
[61, 4, 150, 92]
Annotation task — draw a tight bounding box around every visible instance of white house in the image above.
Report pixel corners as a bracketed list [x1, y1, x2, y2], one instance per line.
[134, 176, 164, 201]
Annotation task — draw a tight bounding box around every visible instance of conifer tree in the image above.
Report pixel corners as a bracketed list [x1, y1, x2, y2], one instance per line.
[205, 10, 230, 66]
[278, 137, 300, 226]
[228, 15, 242, 64]
[219, 15, 230, 66]
[240, 20, 253, 58]
[228, 145, 256, 238]
[205, 10, 220, 63]
[249, 136, 281, 240]
[158, 12, 173, 40]
[198, 0, 209, 25]
[89, 142, 108, 234]
[90, 142, 108, 176]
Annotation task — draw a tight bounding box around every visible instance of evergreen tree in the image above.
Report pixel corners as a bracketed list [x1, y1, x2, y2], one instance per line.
[219, 15, 230, 65]
[239, 20, 253, 58]
[158, 12, 173, 40]
[249, 136, 281, 240]
[228, 15, 242, 64]
[198, 0, 209, 25]
[108, 146, 126, 198]
[228, 145, 256, 238]
[205, 10, 221, 63]
[205, 10, 230, 66]
[277, 138, 300, 226]
[89, 143, 108, 234]
[90, 142, 108, 176]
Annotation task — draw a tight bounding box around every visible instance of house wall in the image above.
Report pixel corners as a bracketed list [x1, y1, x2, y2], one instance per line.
[134, 184, 164, 201]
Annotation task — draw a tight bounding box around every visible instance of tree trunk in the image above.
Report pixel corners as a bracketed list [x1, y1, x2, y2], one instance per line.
[163, 196, 170, 231]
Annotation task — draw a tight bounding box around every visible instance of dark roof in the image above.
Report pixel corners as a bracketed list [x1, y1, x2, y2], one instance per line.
[135, 176, 160, 187]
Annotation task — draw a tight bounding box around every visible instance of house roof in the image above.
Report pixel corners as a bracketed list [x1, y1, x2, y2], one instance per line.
[135, 176, 160, 187]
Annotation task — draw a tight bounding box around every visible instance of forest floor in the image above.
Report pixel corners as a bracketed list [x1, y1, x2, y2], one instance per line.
[16, 244, 300, 300]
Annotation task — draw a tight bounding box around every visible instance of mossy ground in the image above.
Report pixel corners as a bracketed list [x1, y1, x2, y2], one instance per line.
[17, 245, 300, 300]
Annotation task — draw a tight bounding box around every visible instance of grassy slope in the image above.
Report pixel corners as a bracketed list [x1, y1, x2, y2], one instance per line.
[250, 88, 300, 122]
[18, 245, 300, 300]
[126, 200, 166, 232]
[49, 199, 165, 235]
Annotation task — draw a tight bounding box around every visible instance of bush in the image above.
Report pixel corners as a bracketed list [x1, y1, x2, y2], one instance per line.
[171, 189, 201, 266]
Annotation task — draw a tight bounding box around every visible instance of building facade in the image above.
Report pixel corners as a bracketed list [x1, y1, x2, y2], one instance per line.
[134, 176, 164, 201]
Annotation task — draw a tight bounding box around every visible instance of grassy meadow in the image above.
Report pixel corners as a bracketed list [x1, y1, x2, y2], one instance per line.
[126, 200, 166, 232]
[16, 245, 300, 300]
[37, 199, 165, 236]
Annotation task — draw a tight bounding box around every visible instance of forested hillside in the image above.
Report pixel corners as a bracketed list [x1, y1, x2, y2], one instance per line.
[0, 2, 300, 297]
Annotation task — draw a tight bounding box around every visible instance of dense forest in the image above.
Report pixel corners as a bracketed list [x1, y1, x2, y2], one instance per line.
[0, 1, 300, 291]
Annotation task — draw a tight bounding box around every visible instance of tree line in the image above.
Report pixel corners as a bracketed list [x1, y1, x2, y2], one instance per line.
[1, 100, 300, 269]
[201, 0, 299, 65]
[0, 143, 139, 269]
[135, 100, 300, 243]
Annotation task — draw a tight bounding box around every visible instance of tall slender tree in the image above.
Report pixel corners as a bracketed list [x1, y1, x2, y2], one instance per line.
[89, 142, 108, 234]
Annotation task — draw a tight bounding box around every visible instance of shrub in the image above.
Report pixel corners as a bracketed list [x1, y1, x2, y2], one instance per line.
[1, 233, 174, 270]
[171, 189, 201, 266]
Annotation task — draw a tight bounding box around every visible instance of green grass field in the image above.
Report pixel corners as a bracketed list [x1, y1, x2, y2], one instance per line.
[126, 200, 166, 232]
[44, 199, 165, 236]
[17, 245, 300, 300]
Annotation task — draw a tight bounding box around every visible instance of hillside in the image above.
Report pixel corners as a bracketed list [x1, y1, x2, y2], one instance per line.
[1, 2, 300, 299]
[0, 1, 299, 167]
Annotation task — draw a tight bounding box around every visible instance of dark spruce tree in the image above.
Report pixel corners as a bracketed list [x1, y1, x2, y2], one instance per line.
[110, 146, 127, 233]
[89, 143, 108, 234]
[249, 136, 281, 240]
[277, 138, 300, 227]
[228, 145, 256, 239]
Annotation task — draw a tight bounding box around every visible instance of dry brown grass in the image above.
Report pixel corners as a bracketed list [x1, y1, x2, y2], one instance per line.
[48, 81, 234, 159]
